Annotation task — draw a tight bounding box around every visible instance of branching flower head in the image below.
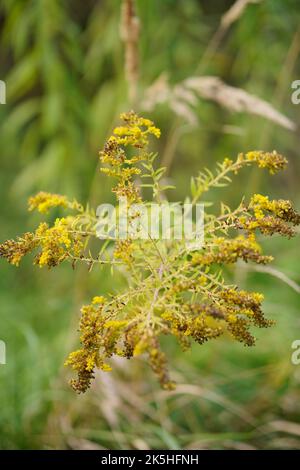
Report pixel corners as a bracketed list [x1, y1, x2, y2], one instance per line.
[1, 112, 299, 392]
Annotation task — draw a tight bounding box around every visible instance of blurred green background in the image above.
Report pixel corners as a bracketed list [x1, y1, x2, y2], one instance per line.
[0, 0, 300, 449]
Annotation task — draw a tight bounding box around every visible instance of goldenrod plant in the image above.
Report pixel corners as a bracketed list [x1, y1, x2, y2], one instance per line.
[1, 111, 299, 393]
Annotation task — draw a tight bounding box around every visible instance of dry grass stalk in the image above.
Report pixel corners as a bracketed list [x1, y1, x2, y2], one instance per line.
[198, 0, 264, 73]
[184, 76, 296, 131]
[142, 74, 296, 131]
[220, 0, 263, 31]
[120, 0, 140, 105]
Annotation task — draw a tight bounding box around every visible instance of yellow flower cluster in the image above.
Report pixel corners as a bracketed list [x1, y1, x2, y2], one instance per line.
[65, 296, 142, 392]
[147, 335, 176, 391]
[238, 150, 288, 174]
[65, 300, 110, 393]
[249, 194, 300, 224]
[0, 217, 84, 269]
[28, 191, 83, 214]
[66, 292, 181, 391]
[192, 234, 273, 266]
[113, 240, 134, 263]
[236, 194, 300, 238]
[28, 192, 68, 213]
[223, 157, 233, 168]
[219, 288, 272, 328]
[99, 111, 160, 203]
[114, 112, 161, 145]
[0, 232, 37, 266]
[161, 284, 272, 349]
[34, 218, 78, 268]
[133, 330, 176, 390]
[92, 296, 106, 305]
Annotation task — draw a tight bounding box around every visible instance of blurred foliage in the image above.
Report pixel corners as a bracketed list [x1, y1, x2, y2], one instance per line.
[0, 0, 300, 449]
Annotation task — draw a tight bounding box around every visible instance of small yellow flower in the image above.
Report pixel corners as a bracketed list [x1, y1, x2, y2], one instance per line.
[133, 340, 147, 356]
[148, 126, 161, 138]
[104, 320, 128, 328]
[92, 296, 105, 305]
[86, 353, 96, 372]
[227, 314, 237, 323]
[38, 249, 51, 267]
[223, 157, 233, 168]
[100, 363, 112, 372]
